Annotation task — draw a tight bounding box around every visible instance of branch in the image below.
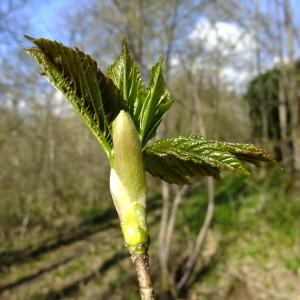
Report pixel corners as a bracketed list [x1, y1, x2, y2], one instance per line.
[165, 186, 188, 261]
[131, 254, 155, 300]
[158, 181, 170, 288]
[177, 177, 215, 290]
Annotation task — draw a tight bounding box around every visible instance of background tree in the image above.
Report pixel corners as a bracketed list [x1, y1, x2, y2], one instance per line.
[245, 61, 300, 173]
[0, 0, 299, 299]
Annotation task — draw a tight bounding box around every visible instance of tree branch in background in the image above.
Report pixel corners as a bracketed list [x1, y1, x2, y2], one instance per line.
[177, 177, 215, 290]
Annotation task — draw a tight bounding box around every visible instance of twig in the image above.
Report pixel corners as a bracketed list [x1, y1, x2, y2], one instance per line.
[131, 254, 155, 300]
[165, 186, 188, 264]
[177, 177, 215, 290]
[158, 181, 170, 288]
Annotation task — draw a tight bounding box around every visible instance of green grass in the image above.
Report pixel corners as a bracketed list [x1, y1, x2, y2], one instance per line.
[180, 170, 299, 272]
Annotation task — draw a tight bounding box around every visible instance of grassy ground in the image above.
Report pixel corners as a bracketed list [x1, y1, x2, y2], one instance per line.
[182, 170, 300, 299]
[0, 169, 299, 299]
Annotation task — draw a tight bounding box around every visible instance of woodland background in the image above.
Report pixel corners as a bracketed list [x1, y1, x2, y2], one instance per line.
[0, 0, 300, 299]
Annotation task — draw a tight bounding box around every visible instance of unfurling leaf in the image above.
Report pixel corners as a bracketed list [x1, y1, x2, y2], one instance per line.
[25, 36, 275, 186]
[25, 36, 124, 160]
[143, 135, 276, 185]
[108, 42, 174, 146]
[217, 141, 277, 166]
[107, 40, 145, 128]
[139, 57, 174, 146]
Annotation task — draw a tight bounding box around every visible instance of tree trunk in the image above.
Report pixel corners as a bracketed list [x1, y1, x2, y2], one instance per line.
[284, 0, 300, 179]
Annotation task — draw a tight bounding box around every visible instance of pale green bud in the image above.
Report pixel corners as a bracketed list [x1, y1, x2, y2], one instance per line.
[110, 110, 149, 254]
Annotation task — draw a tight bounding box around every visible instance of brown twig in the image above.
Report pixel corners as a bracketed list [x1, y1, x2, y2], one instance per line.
[131, 254, 155, 300]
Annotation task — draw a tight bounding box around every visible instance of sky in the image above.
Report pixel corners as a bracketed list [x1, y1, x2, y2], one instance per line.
[19, 0, 299, 43]
[1, 0, 300, 90]
[24, 0, 84, 42]
[2, 0, 299, 51]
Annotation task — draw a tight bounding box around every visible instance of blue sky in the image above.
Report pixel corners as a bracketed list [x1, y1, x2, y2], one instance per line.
[1, 0, 299, 75]
[21, 0, 299, 41]
[2, 0, 297, 48]
[24, 0, 84, 43]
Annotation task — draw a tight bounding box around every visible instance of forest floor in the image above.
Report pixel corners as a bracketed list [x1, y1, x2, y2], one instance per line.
[0, 198, 162, 300]
[0, 175, 299, 300]
[0, 208, 134, 299]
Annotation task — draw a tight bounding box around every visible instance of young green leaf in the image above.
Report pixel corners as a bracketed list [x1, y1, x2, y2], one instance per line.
[107, 41, 145, 128]
[107, 43, 174, 146]
[143, 135, 275, 185]
[218, 141, 277, 166]
[25, 36, 124, 160]
[139, 57, 174, 146]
